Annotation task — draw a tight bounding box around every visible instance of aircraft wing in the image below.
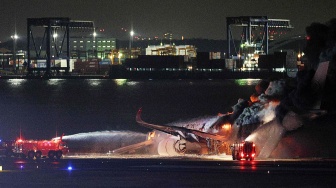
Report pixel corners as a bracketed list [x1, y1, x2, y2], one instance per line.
[136, 108, 228, 142]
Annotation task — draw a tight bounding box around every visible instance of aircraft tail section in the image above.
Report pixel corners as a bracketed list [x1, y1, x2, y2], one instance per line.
[136, 108, 180, 136]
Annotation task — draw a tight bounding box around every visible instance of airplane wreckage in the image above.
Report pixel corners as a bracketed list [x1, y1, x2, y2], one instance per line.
[111, 60, 336, 159]
[62, 20, 336, 159]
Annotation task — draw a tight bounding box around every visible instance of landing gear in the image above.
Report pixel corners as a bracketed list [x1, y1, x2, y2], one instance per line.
[35, 151, 42, 159]
[27, 151, 35, 160]
[246, 157, 254, 161]
[56, 151, 63, 159]
[48, 151, 55, 159]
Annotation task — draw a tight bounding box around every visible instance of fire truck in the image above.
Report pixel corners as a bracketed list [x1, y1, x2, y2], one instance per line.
[13, 137, 69, 160]
[231, 141, 256, 161]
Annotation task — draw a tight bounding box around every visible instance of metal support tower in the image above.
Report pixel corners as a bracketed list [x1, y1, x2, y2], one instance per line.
[27, 17, 94, 78]
[226, 16, 293, 58]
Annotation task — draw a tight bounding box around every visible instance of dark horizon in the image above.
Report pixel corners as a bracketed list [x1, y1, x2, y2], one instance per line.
[1, 0, 335, 42]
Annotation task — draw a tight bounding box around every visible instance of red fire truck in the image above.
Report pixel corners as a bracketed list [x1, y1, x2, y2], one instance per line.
[231, 141, 256, 161]
[13, 137, 69, 160]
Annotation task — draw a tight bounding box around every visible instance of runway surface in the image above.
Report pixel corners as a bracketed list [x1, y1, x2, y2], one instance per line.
[1, 154, 335, 187]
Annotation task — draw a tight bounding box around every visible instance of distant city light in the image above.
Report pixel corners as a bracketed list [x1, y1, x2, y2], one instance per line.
[115, 79, 127, 86]
[11, 34, 19, 39]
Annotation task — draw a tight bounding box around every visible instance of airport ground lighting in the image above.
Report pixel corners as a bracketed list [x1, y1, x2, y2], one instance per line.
[93, 31, 97, 58]
[129, 30, 134, 55]
[11, 34, 19, 72]
[53, 33, 58, 39]
[118, 53, 122, 64]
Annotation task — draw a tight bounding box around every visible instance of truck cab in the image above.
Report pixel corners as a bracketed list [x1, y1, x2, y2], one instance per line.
[231, 141, 256, 161]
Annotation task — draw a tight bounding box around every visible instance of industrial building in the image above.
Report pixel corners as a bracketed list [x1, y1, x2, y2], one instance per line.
[68, 36, 116, 60]
[0, 16, 302, 79]
[145, 44, 196, 57]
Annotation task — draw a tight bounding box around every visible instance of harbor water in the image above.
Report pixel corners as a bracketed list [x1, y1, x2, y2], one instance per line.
[0, 78, 259, 140]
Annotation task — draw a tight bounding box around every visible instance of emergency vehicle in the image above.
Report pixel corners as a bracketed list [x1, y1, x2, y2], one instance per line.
[231, 141, 256, 161]
[13, 137, 69, 159]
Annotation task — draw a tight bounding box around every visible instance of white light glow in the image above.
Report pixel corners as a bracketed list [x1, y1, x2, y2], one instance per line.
[114, 79, 127, 86]
[7, 79, 26, 87]
[11, 34, 19, 39]
[47, 79, 64, 86]
[87, 79, 101, 87]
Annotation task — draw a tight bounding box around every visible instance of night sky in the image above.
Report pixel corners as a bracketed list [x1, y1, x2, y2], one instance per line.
[0, 0, 335, 42]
